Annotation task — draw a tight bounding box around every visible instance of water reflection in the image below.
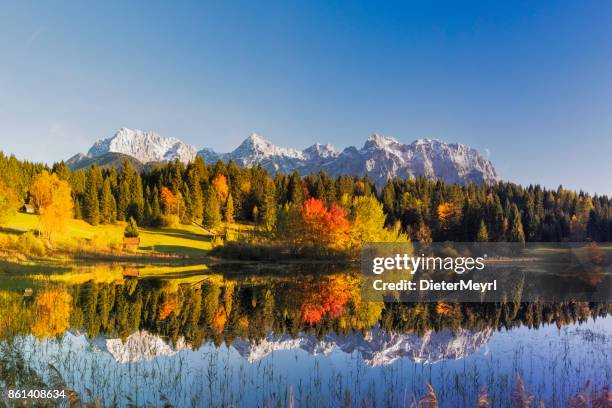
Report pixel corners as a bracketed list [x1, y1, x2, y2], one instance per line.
[0, 264, 610, 407]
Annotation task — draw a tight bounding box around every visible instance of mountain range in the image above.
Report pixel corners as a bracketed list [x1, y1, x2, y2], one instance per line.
[67, 127, 501, 187]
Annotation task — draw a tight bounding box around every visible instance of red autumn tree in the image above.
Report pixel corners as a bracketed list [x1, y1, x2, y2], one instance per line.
[301, 198, 351, 251]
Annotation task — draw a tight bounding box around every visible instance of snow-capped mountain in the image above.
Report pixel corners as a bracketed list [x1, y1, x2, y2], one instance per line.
[232, 326, 494, 366]
[69, 128, 500, 186]
[320, 135, 500, 187]
[74, 128, 197, 165]
[198, 133, 338, 174]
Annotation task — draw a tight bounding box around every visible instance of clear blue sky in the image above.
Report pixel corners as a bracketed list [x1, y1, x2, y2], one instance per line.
[1, 1, 611, 194]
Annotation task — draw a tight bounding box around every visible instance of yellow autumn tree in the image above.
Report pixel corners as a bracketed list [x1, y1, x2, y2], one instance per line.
[30, 172, 73, 241]
[31, 288, 72, 339]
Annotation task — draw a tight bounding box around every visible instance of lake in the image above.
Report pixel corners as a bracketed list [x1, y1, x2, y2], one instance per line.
[0, 263, 610, 407]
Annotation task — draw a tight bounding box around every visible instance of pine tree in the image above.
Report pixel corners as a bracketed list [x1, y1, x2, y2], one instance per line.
[130, 174, 145, 223]
[188, 169, 203, 223]
[288, 171, 303, 206]
[151, 186, 161, 221]
[225, 193, 235, 223]
[509, 204, 525, 243]
[260, 179, 277, 230]
[203, 186, 222, 230]
[100, 178, 114, 224]
[476, 219, 489, 242]
[84, 170, 100, 225]
[118, 180, 130, 221]
[124, 217, 139, 238]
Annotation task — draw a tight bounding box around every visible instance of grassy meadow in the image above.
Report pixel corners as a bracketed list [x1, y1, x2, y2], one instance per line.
[0, 212, 246, 261]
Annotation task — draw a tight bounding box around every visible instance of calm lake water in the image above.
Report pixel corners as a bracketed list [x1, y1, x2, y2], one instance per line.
[0, 263, 610, 407]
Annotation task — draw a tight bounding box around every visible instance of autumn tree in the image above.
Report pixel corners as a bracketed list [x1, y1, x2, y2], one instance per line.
[30, 171, 73, 241]
[212, 174, 229, 204]
[160, 187, 179, 215]
[349, 195, 387, 245]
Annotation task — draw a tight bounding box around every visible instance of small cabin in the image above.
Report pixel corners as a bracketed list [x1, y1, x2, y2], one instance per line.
[122, 236, 141, 251]
[22, 204, 35, 214]
[122, 268, 140, 278]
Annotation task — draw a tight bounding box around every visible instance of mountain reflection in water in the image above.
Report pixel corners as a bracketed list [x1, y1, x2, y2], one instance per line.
[0, 267, 610, 407]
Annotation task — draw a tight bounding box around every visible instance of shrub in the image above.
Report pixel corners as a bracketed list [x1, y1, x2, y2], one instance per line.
[17, 232, 46, 257]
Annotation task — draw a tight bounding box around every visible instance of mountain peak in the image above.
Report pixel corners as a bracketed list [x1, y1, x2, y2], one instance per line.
[364, 134, 400, 150]
[87, 128, 197, 164]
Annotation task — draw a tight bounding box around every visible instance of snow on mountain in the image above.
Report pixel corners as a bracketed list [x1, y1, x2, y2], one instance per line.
[70, 128, 499, 186]
[198, 134, 499, 187]
[232, 326, 494, 366]
[86, 128, 197, 164]
[321, 136, 500, 187]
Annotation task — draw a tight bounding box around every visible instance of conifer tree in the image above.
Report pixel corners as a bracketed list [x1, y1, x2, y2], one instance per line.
[288, 171, 302, 206]
[118, 179, 130, 221]
[130, 174, 145, 223]
[203, 186, 222, 230]
[151, 186, 161, 221]
[124, 216, 139, 238]
[101, 178, 115, 224]
[476, 219, 489, 242]
[509, 204, 525, 243]
[188, 169, 203, 223]
[225, 193, 235, 223]
[84, 171, 100, 225]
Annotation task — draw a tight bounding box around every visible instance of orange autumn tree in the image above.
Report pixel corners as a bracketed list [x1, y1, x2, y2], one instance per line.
[301, 198, 351, 251]
[30, 171, 73, 241]
[211, 174, 229, 204]
[160, 187, 179, 215]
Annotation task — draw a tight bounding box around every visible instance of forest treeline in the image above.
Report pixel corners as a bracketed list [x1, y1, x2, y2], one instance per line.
[0, 151, 611, 247]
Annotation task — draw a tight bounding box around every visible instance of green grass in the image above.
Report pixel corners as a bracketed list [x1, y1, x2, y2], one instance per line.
[2, 213, 220, 258]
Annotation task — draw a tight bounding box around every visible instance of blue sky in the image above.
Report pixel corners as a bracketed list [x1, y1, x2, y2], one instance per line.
[1, 1, 611, 194]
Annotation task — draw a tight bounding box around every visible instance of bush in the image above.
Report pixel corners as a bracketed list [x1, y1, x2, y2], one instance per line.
[158, 214, 179, 228]
[17, 232, 46, 257]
